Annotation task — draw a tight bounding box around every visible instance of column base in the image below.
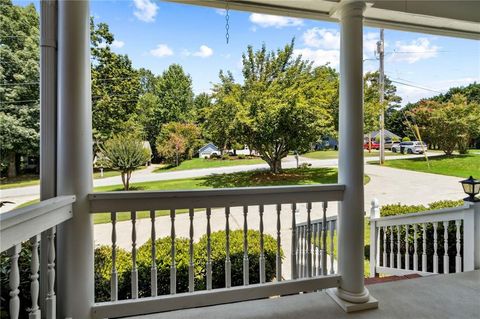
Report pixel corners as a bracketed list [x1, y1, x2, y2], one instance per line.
[326, 288, 378, 313]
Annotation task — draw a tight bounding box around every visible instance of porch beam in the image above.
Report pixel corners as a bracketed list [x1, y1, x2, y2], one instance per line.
[56, 0, 94, 317]
[327, 0, 378, 312]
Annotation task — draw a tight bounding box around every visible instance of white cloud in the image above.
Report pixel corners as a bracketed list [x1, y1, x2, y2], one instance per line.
[150, 44, 173, 57]
[133, 0, 159, 23]
[111, 40, 125, 49]
[302, 28, 340, 50]
[249, 13, 303, 28]
[215, 9, 226, 16]
[293, 48, 340, 68]
[193, 45, 213, 58]
[391, 38, 439, 63]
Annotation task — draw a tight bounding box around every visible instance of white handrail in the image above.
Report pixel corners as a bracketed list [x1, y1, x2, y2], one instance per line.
[89, 184, 345, 212]
[0, 195, 75, 252]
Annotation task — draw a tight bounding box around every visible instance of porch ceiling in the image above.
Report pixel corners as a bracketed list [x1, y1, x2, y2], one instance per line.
[166, 0, 480, 40]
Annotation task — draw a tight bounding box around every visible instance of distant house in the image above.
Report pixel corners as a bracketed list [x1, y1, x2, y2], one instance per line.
[198, 143, 220, 159]
[229, 144, 259, 156]
[365, 129, 401, 142]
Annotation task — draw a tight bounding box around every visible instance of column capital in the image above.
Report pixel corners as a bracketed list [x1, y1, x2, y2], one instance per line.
[330, 0, 366, 20]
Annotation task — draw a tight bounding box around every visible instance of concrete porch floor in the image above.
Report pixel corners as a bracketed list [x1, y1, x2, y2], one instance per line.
[128, 271, 480, 319]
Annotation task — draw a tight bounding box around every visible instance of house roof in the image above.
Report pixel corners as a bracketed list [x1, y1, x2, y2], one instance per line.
[367, 129, 401, 140]
[167, 0, 480, 40]
[198, 143, 219, 153]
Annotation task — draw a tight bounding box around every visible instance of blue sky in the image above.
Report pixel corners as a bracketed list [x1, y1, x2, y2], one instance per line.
[15, 0, 480, 105]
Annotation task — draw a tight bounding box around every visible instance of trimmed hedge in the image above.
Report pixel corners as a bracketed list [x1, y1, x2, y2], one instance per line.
[379, 199, 465, 273]
[94, 230, 280, 302]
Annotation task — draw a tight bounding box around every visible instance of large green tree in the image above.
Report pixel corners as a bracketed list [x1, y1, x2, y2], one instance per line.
[0, 0, 40, 177]
[91, 18, 141, 142]
[139, 64, 194, 160]
[236, 41, 335, 173]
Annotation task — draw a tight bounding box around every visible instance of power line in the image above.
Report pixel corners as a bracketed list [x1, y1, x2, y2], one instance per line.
[1, 76, 141, 87]
[390, 80, 442, 94]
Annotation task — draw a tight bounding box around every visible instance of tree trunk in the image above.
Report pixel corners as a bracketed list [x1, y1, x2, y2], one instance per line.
[7, 152, 16, 178]
[121, 171, 129, 191]
[268, 158, 282, 174]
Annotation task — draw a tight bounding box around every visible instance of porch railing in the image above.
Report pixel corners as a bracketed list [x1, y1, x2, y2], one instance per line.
[88, 184, 344, 318]
[369, 199, 475, 277]
[0, 195, 75, 319]
[295, 209, 337, 277]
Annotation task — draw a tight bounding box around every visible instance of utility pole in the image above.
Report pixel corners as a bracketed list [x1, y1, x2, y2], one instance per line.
[377, 29, 385, 165]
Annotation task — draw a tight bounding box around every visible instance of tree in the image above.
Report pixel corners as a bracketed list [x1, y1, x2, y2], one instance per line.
[0, 0, 40, 177]
[236, 41, 335, 173]
[203, 71, 242, 154]
[99, 133, 150, 190]
[91, 18, 141, 142]
[156, 122, 201, 165]
[408, 94, 480, 155]
[139, 64, 194, 160]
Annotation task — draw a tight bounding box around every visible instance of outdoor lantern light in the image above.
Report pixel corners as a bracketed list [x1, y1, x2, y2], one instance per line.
[460, 176, 480, 202]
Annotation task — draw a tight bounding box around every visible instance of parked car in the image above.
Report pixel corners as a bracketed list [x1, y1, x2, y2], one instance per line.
[392, 141, 427, 154]
[363, 141, 380, 150]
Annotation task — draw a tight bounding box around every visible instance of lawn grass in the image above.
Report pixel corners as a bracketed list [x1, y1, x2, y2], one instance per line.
[378, 154, 480, 178]
[303, 150, 406, 160]
[0, 167, 146, 189]
[154, 157, 265, 172]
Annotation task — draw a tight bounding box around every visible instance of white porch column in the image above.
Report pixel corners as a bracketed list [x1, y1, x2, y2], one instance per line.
[56, 0, 94, 317]
[327, 0, 378, 312]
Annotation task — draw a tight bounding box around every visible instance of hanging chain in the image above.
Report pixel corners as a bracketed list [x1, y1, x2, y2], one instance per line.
[225, 0, 230, 44]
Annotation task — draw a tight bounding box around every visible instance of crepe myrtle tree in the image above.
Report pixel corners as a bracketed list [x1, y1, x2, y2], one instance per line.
[236, 40, 334, 173]
[99, 132, 151, 190]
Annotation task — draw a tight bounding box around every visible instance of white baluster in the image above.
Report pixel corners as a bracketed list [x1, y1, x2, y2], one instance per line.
[206, 208, 212, 290]
[170, 209, 176, 294]
[455, 220, 462, 273]
[404, 225, 409, 270]
[29, 235, 41, 319]
[443, 221, 449, 274]
[322, 202, 328, 275]
[188, 208, 194, 292]
[9, 244, 21, 319]
[46, 227, 56, 319]
[382, 226, 387, 267]
[276, 204, 282, 281]
[306, 203, 312, 277]
[151, 210, 157, 296]
[259, 205, 265, 284]
[433, 222, 438, 273]
[397, 225, 402, 268]
[390, 226, 394, 268]
[422, 223, 427, 272]
[413, 224, 418, 271]
[131, 211, 138, 299]
[299, 226, 304, 278]
[291, 203, 297, 280]
[111, 212, 118, 301]
[225, 207, 231, 288]
[243, 206, 249, 285]
[329, 221, 335, 274]
[312, 223, 317, 276]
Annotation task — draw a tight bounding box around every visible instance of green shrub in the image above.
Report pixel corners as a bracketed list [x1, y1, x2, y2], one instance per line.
[93, 230, 280, 301]
[221, 154, 230, 160]
[427, 200, 464, 210]
[195, 230, 281, 289]
[137, 237, 194, 297]
[94, 245, 132, 302]
[237, 154, 246, 159]
[402, 137, 411, 142]
[380, 203, 427, 217]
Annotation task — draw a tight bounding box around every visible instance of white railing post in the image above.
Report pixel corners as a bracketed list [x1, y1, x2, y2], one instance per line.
[369, 198, 380, 278]
[469, 201, 480, 270]
[463, 205, 475, 271]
